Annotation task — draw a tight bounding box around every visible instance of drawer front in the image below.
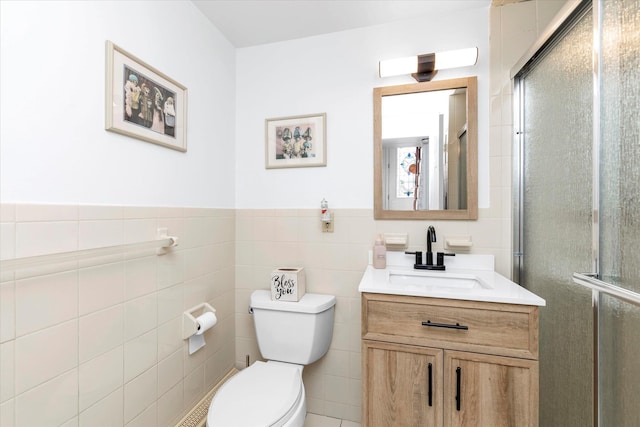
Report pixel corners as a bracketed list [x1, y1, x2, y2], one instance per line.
[363, 294, 538, 359]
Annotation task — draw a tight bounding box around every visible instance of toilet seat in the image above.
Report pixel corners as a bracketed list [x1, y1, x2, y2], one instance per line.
[207, 361, 304, 427]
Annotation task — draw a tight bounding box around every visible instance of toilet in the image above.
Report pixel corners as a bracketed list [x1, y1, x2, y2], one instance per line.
[207, 289, 336, 427]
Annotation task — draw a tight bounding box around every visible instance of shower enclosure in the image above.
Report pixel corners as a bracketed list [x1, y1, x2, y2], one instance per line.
[512, 0, 640, 426]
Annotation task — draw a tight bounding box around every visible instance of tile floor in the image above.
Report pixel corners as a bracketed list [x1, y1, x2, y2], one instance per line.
[304, 413, 360, 427]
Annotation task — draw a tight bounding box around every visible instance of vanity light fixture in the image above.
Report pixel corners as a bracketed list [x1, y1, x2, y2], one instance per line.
[379, 47, 478, 82]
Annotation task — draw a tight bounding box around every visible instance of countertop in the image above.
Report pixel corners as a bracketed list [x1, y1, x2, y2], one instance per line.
[358, 252, 546, 306]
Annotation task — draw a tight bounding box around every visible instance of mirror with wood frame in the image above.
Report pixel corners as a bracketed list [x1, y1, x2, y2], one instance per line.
[374, 76, 478, 220]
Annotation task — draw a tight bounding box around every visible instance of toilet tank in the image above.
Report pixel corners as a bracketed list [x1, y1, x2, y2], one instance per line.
[250, 290, 336, 365]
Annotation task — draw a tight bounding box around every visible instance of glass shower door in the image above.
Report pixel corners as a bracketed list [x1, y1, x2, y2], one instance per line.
[597, 0, 640, 425]
[519, 7, 594, 426]
[516, 1, 640, 425]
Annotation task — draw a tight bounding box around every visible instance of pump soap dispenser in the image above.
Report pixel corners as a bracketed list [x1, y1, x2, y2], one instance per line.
[373, 235, 387, 269]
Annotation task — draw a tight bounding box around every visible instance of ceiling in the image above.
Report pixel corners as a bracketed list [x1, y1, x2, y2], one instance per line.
[192, 0, 492, 48]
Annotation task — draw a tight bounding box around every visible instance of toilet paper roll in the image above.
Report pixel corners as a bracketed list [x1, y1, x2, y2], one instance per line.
[188, 311, 217, 355]
[195, 311, 217, 335]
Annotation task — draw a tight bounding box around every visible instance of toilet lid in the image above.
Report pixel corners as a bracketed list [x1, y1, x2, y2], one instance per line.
[207, 361, 303, 427]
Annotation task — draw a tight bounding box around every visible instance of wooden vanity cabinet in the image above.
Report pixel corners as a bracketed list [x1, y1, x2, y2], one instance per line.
[362, 292, 539, 427]
[364, 341, 444, 426]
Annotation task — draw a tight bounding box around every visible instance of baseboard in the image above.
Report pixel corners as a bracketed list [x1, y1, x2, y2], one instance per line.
[174, 368, 239, 427]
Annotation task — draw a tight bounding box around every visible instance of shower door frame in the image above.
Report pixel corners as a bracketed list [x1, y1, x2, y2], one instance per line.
[511, 1, 640, 426]
[511, 0, 595, 285]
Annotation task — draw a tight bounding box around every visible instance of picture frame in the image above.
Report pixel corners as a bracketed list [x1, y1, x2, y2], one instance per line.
[265, 113, 327, 168]
[105, 40, 187, 152]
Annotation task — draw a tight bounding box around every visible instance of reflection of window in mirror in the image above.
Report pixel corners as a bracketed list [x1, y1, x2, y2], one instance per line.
[384, 146, 420, 211]
[397, 147, 416, 198]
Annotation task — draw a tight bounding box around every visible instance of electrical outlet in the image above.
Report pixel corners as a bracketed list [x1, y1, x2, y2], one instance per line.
[322, 213, 334, 232]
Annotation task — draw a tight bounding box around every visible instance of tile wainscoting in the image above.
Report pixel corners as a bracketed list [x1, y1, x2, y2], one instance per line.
[1, 204, 508, 426]
[0, 204, 236, 427]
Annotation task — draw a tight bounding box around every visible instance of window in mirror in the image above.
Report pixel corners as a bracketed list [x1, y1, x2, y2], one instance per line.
[398, 148, 417, 195]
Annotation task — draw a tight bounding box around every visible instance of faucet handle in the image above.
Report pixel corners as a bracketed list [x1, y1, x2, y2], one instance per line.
[405, 251, 423, 266]
[436, 252, 456, 266]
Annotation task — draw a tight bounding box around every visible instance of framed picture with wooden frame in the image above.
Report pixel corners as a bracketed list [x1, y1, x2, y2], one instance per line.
[105, 40, 187, 152]
[265, 113, 326, 168]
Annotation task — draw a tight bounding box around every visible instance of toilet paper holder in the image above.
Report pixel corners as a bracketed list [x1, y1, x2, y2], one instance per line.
[182, 302, 216, 339]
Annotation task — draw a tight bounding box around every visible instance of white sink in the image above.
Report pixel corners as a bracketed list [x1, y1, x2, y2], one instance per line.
[388, 270, 492, 290]
[357, 253, 546, 306]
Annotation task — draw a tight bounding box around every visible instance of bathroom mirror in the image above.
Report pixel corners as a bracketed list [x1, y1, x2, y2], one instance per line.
[374, 76, 478, 220]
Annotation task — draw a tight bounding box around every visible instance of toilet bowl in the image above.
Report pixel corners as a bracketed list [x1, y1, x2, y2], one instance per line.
[207, 290, 336, 427]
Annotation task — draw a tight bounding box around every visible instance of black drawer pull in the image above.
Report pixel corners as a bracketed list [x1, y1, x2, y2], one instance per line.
[456, 367, 462, 411]
[428, 363, 433, 407]
[421, 320, 469, 330]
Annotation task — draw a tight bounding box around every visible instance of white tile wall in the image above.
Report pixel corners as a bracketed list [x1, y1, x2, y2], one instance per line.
[158, 316, 183, 361]
[124, 256, 157, 300]
[158, 349, 183, 397]
[14, 320, 78, 395]
[123, 366, 157, 424]
[124, 293, 158, 341]
[78, 220, 123, 250]
[125, 401, 157, 427]
[79, 305, 124, 363]
[78, 345, 123, 411]
[16, 221, 79, 259]
[78, 388, 123, 427]
[0, 399, 14, 427]
[123, 330, 157, 383]
[0, 282, 15, 343]
[157, 381, 184, 427]
[15, 271, 78, 337]
[0, 223, 15, 261]
[0, 203, 235, 427]
[0, 341, 14, 402]
[78, 262, 125, 316]
[14, 368, 78, 427]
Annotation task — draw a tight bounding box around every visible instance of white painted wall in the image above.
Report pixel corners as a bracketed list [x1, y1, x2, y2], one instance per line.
[235, 6, 489, 209]
[0, 1, 236, 208]
[1, 1, 488, 211]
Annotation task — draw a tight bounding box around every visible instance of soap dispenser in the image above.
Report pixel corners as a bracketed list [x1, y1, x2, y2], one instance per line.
[373, 235, 387, 269]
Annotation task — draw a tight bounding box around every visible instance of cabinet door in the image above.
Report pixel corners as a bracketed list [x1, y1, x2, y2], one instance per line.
[363, 340, 443, 427]
[444, 350, 539, 427]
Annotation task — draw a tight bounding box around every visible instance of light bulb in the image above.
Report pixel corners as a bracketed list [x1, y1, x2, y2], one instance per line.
[379, 56, 418, 78]
[434, 47, 478, 70]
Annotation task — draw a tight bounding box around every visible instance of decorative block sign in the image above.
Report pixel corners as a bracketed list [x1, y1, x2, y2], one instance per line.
[271, 267, 306, 301]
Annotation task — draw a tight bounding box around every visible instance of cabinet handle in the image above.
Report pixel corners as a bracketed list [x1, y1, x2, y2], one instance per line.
[455, 367, 462, 411]
[428, 363, 433, 407]
[421, 320, 469, 330]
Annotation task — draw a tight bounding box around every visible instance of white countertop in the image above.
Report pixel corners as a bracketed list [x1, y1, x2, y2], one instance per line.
[358, 252, 545, 307]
